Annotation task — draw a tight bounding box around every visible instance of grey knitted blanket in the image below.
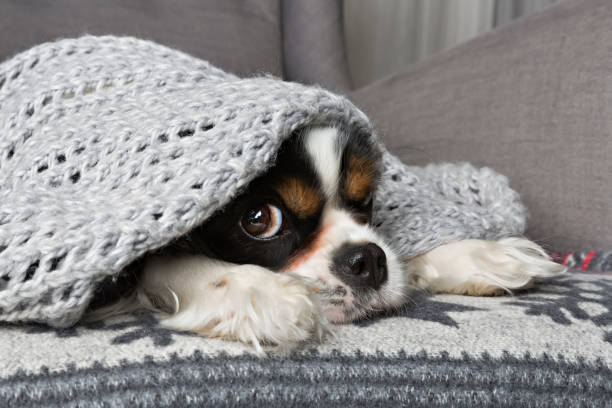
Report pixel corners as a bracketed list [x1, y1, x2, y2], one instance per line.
[0, 36, 525, 328]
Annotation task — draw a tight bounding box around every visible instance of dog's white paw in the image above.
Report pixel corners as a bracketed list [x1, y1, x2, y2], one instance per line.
[148, 261, 327, 353]
[203, 266, 327, 352]
[409, 237, 566, 296]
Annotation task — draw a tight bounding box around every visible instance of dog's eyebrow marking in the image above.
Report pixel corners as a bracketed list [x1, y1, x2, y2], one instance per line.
[344, 155, 376, 201]
[275, 176, 323, 218]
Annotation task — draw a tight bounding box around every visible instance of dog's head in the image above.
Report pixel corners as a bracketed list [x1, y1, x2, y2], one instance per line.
[182, 127, 407, 323]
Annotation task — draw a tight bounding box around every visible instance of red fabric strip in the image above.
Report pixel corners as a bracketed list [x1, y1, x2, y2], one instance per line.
[580, 251, 596, 271]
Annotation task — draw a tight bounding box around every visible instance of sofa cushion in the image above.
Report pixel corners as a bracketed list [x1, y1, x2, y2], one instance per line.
[350, 0, 612, 253]
[1, 271, 610, 405]
[0, 0, 282, 78]
[282, 0, 352, 92]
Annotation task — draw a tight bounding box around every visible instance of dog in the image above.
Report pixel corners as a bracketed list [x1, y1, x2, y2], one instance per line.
[90, 126, 565, 352]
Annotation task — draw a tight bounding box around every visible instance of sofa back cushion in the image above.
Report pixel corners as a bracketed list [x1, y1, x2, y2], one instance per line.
[0, 0, 283, 77]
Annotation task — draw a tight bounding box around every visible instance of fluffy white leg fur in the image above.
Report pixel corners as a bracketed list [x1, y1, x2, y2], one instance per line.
[407, 237, 566, 295]
[136, 256, 327, 354]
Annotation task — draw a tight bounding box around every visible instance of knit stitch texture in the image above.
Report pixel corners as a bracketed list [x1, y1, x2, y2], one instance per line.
[0, 36, 526, 327]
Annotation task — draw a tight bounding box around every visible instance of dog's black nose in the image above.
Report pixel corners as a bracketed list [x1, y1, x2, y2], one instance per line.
[332, 243, 388, 289]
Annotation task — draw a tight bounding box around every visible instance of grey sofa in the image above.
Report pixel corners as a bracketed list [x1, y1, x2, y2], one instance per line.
[1, 0, 609, 254]
[1, 0, 610, 406]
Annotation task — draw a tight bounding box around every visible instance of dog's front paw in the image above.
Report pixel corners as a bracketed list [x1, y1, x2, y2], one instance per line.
[214, 266, 328, 352]
[410, 237, 566, 296]
[156, 263, 327, 353]
[469, 237, 567, 294]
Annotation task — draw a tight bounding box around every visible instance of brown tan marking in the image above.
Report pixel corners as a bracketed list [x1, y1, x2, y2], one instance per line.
[211, 279, 228, 288]
[284, 223, 331, 272]
[193, 318, 223, 337]
[275, 176, 323, 218]
[344, 155, 376, 202]
[434, 284, 506, 297]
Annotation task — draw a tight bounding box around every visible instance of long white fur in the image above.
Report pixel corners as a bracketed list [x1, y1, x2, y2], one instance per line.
[95, 126, 566, 353]
[407, 237, 566, 295]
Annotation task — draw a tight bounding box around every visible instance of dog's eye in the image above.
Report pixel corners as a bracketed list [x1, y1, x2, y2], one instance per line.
[240, 204, 283, 239]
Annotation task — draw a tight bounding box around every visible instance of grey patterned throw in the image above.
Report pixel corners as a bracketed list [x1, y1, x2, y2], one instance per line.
[1, 271, 611, 406]
[0, 36, 526, 328]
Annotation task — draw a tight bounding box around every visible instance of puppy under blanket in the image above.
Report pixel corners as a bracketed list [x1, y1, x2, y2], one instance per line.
[0, 36, 525, 328]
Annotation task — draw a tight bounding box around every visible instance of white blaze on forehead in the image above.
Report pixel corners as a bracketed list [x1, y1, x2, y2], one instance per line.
[303, 127, 340, 198]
